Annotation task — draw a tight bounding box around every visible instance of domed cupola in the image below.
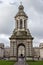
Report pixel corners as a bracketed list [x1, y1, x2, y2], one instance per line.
[15, 4, 28, 18]
[14, 4, 28, 31]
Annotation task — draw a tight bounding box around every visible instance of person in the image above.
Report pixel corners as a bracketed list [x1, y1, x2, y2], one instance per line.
[21, 54, 23, 58]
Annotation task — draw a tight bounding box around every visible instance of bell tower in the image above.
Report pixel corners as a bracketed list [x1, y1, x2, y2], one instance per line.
[13, 3, 28, 36]
[15, 4, 28, 30]
[9, 4, 33, 61]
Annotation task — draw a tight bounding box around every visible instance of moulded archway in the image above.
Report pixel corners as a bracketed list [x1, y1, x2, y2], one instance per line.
[17, 43, 26, 61]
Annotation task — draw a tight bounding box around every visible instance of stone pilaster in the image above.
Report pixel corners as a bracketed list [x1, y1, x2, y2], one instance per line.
[10, 40, 17, 57]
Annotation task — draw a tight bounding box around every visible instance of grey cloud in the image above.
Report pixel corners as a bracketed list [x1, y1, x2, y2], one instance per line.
[27, 6, 43, 40]
[10, 2, 17, 5]
[0, 34, 10, 47]
[9, 2, 18, 5]
[30, 26, 43, 39]
[0, 0, 3, 4]
[28, 18, 43, 39]
[0, 5, 17, 35]
[30, 0, 43, 14]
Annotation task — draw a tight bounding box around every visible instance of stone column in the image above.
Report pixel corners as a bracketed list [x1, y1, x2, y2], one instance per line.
[26, 43, 29, 57]
[29, 40, 33, 56]
[10, 41, 14, 56]
[10, 40, 17, 60]
[18, 19, 20, 29]
[23, 19, 24, 29]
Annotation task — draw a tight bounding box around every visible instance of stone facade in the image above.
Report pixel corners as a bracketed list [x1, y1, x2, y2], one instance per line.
[0, 43, 43, 60]
[4, 47, 10, 58]
[39, 43, 43, 60]
[0, 43, 4, 59]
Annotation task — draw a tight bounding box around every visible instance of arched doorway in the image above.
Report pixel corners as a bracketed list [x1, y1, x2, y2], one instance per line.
[17, 43, 26, 61]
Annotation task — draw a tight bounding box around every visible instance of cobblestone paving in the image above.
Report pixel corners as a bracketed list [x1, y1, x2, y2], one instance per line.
[14, 58, 28, 65]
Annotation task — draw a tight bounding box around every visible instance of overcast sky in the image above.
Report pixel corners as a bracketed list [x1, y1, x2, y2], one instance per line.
[0, 0, 43, 47]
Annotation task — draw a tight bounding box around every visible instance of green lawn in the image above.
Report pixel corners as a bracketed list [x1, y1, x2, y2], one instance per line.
[0, 60, 43, 65]
[0, 60, 15, 65]
[27, 60, 43, 65]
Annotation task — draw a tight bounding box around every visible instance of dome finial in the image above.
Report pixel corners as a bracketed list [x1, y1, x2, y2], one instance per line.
[19, 2, 24, 10]
[20, 1, 22, 5]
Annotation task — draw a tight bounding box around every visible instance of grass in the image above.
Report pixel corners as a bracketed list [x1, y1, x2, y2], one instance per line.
[0, 60, 43, 65]
[27, 60, 43, 65]
[0, 60, 16, 65]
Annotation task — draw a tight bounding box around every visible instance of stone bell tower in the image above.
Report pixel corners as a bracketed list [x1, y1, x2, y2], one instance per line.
[9, 4, 33, 61]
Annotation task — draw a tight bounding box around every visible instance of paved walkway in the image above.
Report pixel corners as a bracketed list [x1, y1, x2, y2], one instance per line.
[14, 58, 28, 65]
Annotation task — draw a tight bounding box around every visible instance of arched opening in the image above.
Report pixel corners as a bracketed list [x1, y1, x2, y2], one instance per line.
[24, 20, 26, 29]
[17, 43, 26, 61]
[16, 20, 18, 28]
[20, 19, 22, 29]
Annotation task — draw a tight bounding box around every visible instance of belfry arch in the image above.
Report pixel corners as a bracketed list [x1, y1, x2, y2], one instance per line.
[17, 43, 26, 60]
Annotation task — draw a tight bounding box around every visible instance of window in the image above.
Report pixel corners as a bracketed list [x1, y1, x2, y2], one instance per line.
[20, 19, 22, 29]
[17, 20, 18, 28]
